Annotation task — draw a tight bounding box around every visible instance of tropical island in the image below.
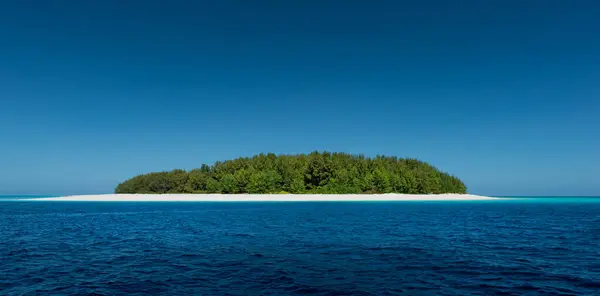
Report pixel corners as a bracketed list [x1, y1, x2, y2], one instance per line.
[114, 151, 467, 194]
[25, 152, 497, 202]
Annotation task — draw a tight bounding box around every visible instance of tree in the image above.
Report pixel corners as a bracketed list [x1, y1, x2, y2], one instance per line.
[247, 171, 270, 193]
[115, 151, 467, 195]
[220, 174, 237, 193]
[305, 152, 332, 189]
[185, 169, 209, 193]
[373, 168, 392, 193]
[206, 178, 222, 193]
[394, 169, 418, 194]
[168, 169, 189, 193]
[233, 169, 252, 193]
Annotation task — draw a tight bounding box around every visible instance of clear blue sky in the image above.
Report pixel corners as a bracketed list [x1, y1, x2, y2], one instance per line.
[1, 1, 598, 196]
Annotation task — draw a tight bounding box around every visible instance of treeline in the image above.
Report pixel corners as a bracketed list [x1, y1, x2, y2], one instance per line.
[115, 152, 467, 194]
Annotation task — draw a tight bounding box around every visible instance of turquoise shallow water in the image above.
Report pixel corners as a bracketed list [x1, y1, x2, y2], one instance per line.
[1, 196, 599, 295]
[0, 195, 58, 200]
[1, 195, 600, 203]
[495, 196, 600, 203]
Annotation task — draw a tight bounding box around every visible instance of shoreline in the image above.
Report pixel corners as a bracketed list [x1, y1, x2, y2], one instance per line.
[25, 194, 500, 202]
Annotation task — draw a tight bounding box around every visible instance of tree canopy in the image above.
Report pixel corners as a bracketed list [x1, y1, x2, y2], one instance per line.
[115, 152, 467, 194]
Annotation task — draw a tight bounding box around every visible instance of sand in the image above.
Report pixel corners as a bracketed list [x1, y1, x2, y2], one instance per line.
[26, 194, 498, 202]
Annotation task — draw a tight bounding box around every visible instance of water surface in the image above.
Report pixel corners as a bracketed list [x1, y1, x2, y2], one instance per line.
[1, 198, 599, 295]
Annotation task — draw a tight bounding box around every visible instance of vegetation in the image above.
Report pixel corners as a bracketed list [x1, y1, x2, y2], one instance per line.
[115, 152, 467, 194]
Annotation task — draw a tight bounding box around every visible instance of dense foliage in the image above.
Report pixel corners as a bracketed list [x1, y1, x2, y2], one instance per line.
[115, 152, 467, 194]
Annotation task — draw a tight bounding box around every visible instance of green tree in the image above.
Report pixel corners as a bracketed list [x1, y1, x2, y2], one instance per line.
[305, 152, 333, 189]
[206, 178, 222, 193]
[247, 171, 269, 193]
[373, 168, 392, 193]
[185, 169, 209, 193]
[233, 169, 252, 192]
[115, 151, 467, 195]
[167, 169, 189, 193]
[394, 169, 418, 194]
[220, 174, 237, 193]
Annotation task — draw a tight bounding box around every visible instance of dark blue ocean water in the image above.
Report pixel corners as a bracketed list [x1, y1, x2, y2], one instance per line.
[1, 198, 600, 295]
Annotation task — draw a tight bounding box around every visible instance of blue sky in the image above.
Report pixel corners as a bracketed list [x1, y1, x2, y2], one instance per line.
[1, 1, 598, 196]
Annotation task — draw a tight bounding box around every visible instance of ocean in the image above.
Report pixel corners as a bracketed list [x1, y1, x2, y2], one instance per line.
[1, 197, 599, 295]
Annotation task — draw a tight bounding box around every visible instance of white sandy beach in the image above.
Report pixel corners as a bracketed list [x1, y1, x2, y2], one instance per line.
[27, 194, 498, 202]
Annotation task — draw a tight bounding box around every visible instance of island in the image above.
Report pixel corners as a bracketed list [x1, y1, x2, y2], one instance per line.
[115, 151, 467, 195]
[24, 152, 500, 202]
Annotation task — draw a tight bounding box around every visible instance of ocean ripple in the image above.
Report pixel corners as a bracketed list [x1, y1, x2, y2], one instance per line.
[1, 201, 600, 295]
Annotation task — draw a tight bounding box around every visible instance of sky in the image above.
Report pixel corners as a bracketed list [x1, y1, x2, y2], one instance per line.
[1, 1, 598, 196]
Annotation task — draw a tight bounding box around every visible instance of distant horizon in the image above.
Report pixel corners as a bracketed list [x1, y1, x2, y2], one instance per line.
[2, 1, 598, 196]
[2, 194, 600, 198]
